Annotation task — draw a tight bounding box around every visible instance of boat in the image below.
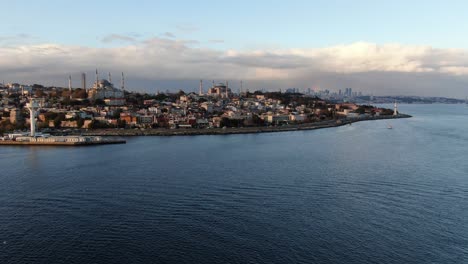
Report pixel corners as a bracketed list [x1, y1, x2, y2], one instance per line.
[386, 123, 392, 129]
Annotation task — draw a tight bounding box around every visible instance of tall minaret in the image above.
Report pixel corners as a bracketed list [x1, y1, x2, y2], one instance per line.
[199, 80, 203, 95]
[225, 80, 229, 98]
[68, 75, 72, 99]
[95, 69, 99, 86]
[81, 73, 86, 92]
[240, 80, 243, 95]
[393, 101, 398, 116]
[108, 72, 112, 83]
[121, 72, 125, 91]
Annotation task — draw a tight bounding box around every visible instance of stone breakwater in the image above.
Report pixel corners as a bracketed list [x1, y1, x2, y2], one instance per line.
[81, 115, 411, 137]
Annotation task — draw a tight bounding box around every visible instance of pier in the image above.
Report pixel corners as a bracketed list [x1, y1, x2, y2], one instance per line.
[0, 136, 126, 146]
[0, 98, 126, 146]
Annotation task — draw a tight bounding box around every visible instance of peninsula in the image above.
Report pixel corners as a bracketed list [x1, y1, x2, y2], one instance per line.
[0, 76, 410, 140]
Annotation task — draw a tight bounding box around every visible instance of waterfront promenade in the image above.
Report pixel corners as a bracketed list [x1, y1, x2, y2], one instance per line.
[81, 114, 411, 137]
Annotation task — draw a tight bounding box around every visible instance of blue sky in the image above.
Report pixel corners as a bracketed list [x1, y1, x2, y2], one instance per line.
[1, 0, 468, 97]
[2, 0, 467, 49]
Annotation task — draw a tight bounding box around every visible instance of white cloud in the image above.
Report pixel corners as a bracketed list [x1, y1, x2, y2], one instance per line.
[209, 39, 224, 44]
[161, 32, 176, 38]
[101, 34, 137, 43]
[1, 39, 467, 97]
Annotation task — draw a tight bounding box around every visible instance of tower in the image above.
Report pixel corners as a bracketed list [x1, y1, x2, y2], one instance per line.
[81, 73, 86, 92]
[121, 72, 125, 91]
[225, 80, 229, 98]
[95, 69, 99, 86]
[199, 80, 203, 96]
[26, 98, 41, 137]
[240, 80, 243, 95]
[108, 72, 112, 83]
[393, 101, 398, 116]
[68, 75, 72, 99]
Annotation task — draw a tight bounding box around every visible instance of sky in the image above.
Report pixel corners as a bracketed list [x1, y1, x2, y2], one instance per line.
[1, 0, 468, 97]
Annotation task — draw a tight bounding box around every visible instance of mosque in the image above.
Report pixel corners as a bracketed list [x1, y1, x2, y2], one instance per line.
[87, 70, 126, 105]
[206, 82, 232, 98]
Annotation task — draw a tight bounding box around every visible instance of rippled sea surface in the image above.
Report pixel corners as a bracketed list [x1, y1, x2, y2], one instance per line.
[1, 104, 467, 264]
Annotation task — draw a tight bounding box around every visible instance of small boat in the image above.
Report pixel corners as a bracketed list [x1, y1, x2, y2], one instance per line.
[386, 123, 392, 129]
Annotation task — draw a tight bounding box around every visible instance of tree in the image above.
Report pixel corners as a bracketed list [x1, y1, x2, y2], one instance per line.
[35, 89, 45, 97]
[0, 120, 14, 134]
[32, 84, 44, 89]
[112, 108, 122, 119]
[53, 113, 66, 128]
[76, 117, 84, 128]
[117, 119, 126, 128]
[73, 88, 88, 99]
[381, 108, 394, 115]
[355, 107, 366, 115]
[220, 117, 243, 128]
[94, 99, 105, 106]
[88, 120, 114, 129]
[154, 94, 167, 101]
[177, 90, 185, 97]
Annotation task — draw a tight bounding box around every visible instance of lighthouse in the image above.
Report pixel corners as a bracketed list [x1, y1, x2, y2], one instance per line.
[393, 101, 398, 116]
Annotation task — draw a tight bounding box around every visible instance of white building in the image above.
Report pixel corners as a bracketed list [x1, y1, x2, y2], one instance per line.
[88, 79, 125, 105]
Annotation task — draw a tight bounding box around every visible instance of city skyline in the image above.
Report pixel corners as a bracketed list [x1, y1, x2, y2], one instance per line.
[1, 0, 468, 98]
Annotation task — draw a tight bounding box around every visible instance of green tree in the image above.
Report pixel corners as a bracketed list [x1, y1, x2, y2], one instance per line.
[73, 88, 88, 99]
[53, 113, 66, 128]
[94, 99, 105, 106]
[355, 107, 366, 114]
[76, 117, 84, 128]
[117, 119, 126, 128]
[112, 108, 122, 119]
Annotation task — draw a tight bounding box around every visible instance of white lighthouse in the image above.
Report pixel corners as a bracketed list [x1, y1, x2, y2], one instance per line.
[393, 101, 398, 116]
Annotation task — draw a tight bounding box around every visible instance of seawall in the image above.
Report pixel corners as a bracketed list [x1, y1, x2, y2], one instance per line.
[82, 114, 411, 137]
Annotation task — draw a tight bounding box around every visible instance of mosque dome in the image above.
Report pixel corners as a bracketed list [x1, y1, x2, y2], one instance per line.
[98, 79, 112, 86]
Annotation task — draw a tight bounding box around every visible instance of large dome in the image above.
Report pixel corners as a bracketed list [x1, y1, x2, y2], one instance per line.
[98, 79, 111, 86]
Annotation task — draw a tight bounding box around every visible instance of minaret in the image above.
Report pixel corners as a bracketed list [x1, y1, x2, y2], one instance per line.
[108, 72, 112, 83]
[21, 85, 24, 99]
[393, 101, 398, 116]
[95, 69, 99, 87]
[121, 72, 125, 91]
[240, 80, 243, 95]
[225, 80, 229, 98]
[199, 80, 203, 95]
[68, 75, 72, 99]
[81, 73, 86, 92]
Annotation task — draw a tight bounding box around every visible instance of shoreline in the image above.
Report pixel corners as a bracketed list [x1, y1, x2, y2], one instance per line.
[80, 114, 411, 137]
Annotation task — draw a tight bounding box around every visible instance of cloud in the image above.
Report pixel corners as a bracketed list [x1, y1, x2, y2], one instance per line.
[101, 34, 136, 43]
[161, 32, 176, 38]
[209, 39, 224, 44]
[0, 34, 37, 44]
[1, 40, 468, 97]
[176, 24, 199, 33]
